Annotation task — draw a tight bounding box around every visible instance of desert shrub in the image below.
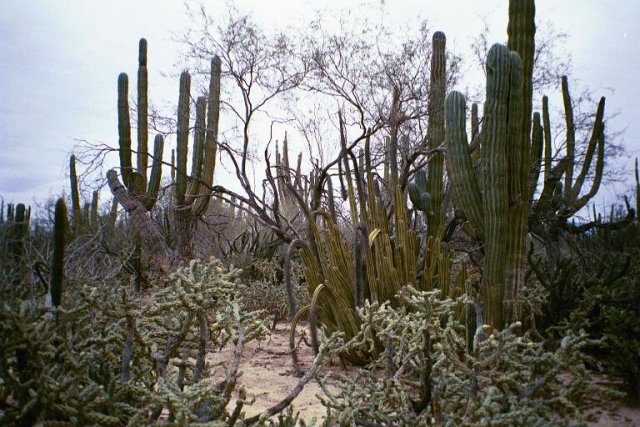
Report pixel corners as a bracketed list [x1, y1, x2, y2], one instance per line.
[229, 254, 310, 326]
[0, 257, 269, 425]
[317, 286, 614, 426]
[555, 221, 640, 402]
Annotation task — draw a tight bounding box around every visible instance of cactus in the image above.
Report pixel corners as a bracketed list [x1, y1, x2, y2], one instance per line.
[426, 31, 447, 238]
[50, 198, 67, 307]
[445, 44, 529, 327]
[635, 157, 640, 222]
[69, 155, 83, 233]
[117, 38, 164, 212]
[446, 3, 608, 327]
[408, 170, 434, 215]
[4, 203, 31, 283]
[174, 56, 222, 259]
[111, 39, 221, 262]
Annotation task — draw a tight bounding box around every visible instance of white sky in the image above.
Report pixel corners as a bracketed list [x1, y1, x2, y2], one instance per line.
[1, 0, 638, 214]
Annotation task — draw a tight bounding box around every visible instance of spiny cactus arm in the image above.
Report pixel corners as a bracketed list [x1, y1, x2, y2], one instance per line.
[192, 56, 222, 216]
[294, 152, 303, 194]
[444, 91, 484, 240]
[107, 169, 176, 269]
[529, 112, 544, 203]
[184, 96, 207, 205]
[137, 38, 149, 183]
[69, 155, 82, 232]
[283, 131, 293, 187]
[117, 73, 133, 188]
[507, 0, 535, 145]
[506, 51, 526, 205]
[504, 50, 529, 325]
[482, 44, 514, 327]
[50, 198, 67, 307]
[561, 76, 576, 197]
[636, 158, 640, 221]
[175, 71, 191, 205]
[354, 221, 368, 309]
[426, 31, 446, 238]
[572, 96, 606, 211]
[191, 96, 207, 180]
[536, 95, 569, 210]
[144, 134, 164, 211]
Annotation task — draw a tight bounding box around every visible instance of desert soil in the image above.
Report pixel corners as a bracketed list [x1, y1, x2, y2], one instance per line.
[210, 322, 640, 426]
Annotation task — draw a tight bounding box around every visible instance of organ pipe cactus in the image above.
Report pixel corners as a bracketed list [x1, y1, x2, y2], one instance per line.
[173, 56, 222, 259]
[69, 155, 82, 233]
[117, 38, 164, 211]
[50, 198, 68, 308]
[445, 44, 529, 328]
[636, 157, 640, 222]
[426, 31, 446, 237]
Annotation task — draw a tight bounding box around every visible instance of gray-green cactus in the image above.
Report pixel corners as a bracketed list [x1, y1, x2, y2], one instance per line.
[117, 38, 164, 212]
[50, 198, 67, 308]
[445, 44, 529, 328]
[636, 157, 640, 222]
[426, 31, 446, 238]
[69, 155, 83, 233]
[174, 56, 222, 259]
[408, 170, 434, 215]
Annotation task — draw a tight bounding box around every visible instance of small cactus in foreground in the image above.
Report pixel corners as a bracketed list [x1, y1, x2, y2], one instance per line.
[50, 198, 67, 307]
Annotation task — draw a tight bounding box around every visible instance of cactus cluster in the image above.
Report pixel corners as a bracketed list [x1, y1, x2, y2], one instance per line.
[117, 39, 164, 212]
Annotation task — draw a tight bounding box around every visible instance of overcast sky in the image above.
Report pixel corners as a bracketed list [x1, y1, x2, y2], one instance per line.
[1, 0, 638, 215]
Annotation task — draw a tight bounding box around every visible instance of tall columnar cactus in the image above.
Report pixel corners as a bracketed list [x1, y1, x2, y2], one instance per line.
[636, 157, 640, 222]
[445, 44, 529, 328]
[426, 31, 446, 238]
[69, 155, 83, 233]
[5, 203, 31, 282]
[443, 0, 538, 328]
[174, 56, 222, 259]
[50, 198, 68, 308]
[117, 38, 164, 211]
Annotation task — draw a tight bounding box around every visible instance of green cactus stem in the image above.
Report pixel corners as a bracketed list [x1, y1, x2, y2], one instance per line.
[137, 38, 149, 183]
[50, 198, 67, 307]
[69, 155, 83, 233]
[408, 170, 434, 216]
[445, 43, 528, 327]
[175, 71, 191, 205]
[426, 31, 446, 238]
[635, 157, 640, 222]
[117, 39, 164, 212]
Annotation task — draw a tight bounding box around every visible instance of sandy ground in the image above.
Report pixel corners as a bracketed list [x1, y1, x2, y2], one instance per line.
[208, 322, 346, 424]
[209, 322, 640, 426]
